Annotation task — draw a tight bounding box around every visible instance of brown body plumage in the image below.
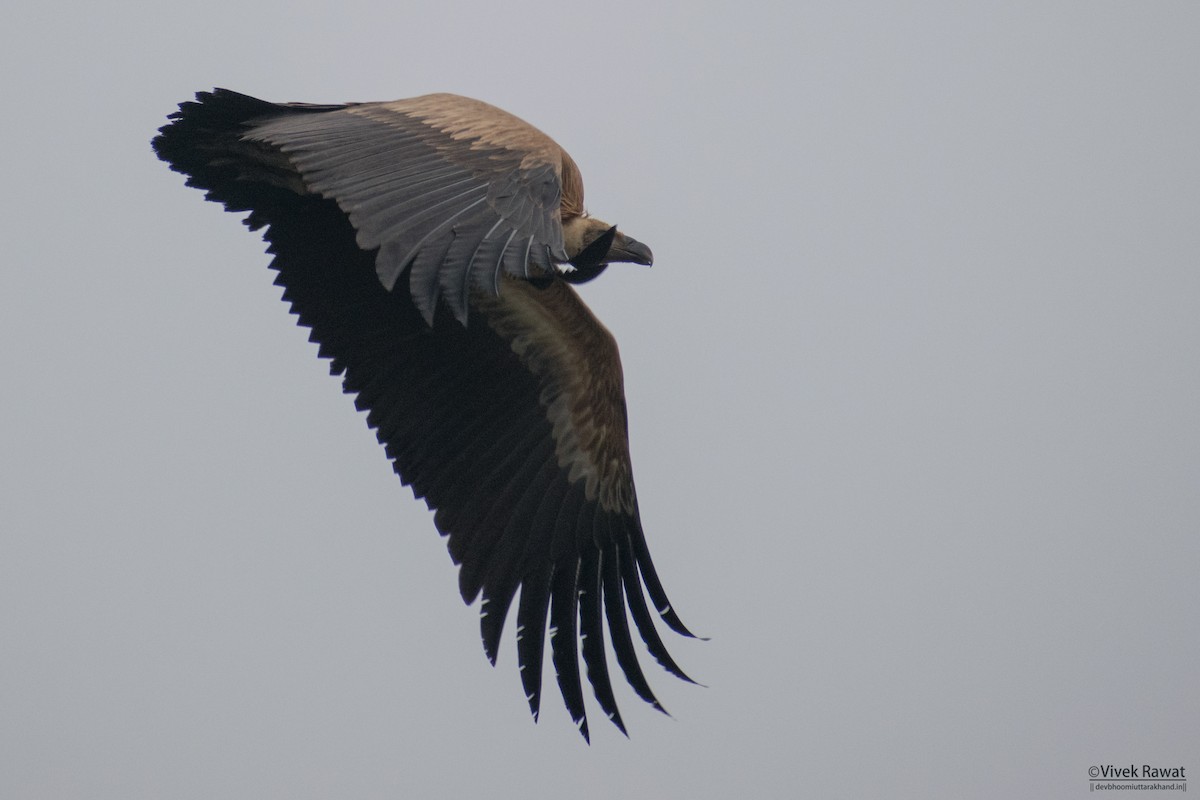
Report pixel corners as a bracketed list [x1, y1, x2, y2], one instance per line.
[152, 89, 696, 740]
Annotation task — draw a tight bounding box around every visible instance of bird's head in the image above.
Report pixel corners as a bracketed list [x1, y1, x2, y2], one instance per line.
[560, 216, 653, 284]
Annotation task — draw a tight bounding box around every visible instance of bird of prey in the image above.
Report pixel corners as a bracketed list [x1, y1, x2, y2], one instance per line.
[153, 89, 698, 740]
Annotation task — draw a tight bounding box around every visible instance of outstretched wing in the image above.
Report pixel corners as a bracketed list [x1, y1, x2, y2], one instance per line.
[239, 90, 584, 324]
[153, 90, 696, 740]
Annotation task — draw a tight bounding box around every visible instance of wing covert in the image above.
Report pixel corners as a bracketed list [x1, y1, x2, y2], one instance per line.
[245, 94, 578, 324]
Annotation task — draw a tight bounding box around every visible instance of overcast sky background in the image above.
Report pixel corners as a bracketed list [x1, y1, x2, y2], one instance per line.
[3, 2, 1197, 798]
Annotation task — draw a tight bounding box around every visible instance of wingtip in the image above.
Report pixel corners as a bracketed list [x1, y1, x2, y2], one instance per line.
[663, 658, 706, 687]
[605, 708, 629, 738]
[656, 602, 703, 640]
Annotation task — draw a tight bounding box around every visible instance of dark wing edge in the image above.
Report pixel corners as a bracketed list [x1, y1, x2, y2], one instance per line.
[152, 91, 699, 741]
[152, 89, 337, 213]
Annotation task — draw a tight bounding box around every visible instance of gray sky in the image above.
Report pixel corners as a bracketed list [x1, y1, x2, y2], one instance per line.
[3, 2, 1197, 797]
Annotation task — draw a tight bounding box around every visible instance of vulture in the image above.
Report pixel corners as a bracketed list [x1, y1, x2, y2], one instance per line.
[152, 89, 698, 740]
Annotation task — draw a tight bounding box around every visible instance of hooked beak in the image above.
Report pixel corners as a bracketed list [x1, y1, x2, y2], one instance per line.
[560, 226, 653, 285]
[606, 231, 653, 266]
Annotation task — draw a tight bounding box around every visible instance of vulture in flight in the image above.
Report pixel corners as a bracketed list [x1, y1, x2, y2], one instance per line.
[153, 89, 698, 740]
